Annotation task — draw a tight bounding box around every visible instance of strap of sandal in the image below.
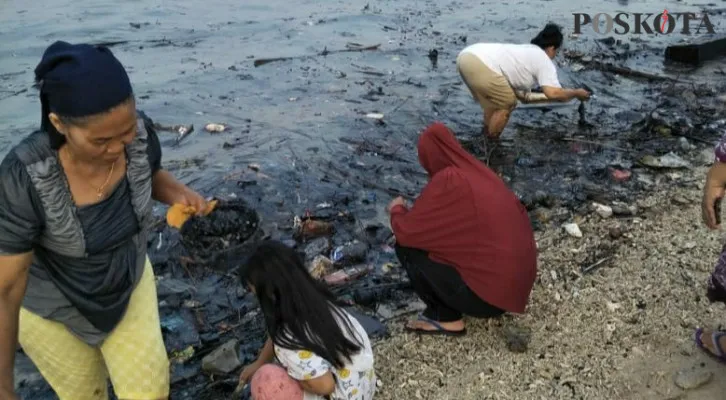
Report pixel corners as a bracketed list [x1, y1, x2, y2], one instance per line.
[711, 331, 726, 358]
[418, 314, 446, 331]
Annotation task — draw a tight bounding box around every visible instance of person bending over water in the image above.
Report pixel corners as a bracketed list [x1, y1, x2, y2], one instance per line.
[457, 23, 591, 138]
[238, 241, 376, 400]
[0, 41, 209, 400]
[386, 122, 537, 335]
[695, 130, 726, 363]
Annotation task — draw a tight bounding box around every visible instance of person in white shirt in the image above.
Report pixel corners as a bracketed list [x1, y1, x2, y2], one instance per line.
[456, 23, 591, 139]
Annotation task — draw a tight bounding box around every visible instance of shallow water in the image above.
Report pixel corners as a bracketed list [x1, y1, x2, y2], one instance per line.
[4, 0, 726, 399]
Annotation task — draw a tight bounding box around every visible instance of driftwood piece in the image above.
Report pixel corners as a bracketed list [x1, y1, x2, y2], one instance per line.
[563, 51, 679, 82]
[254, 44, 381, 67]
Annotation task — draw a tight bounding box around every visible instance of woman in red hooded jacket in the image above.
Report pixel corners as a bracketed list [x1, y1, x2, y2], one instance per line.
[387, 122, 537, 335]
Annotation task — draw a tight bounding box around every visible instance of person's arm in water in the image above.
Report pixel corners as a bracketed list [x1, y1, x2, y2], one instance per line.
[0, 253, 33, 400]
[534, 56, 590, 103]
[541, 86, 590, 102]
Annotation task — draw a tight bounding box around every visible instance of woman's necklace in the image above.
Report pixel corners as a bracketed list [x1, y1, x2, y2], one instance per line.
[64, 147, 116, 199]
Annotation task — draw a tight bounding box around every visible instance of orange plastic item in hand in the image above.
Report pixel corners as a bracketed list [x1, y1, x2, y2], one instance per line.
[166, 200, 218, 229]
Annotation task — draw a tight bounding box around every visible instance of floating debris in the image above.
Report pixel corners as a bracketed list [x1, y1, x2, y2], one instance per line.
[307, 255, 334, 279]
[294, 217, 334, 240]
[639, 152, 691, 169]
[205, 123, 227, 133]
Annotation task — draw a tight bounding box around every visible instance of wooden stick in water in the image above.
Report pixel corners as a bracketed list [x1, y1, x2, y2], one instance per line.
[254, 44, 381, 67]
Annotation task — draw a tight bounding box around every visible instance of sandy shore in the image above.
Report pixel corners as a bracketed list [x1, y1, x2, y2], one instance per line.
[371, 159, 726, 399]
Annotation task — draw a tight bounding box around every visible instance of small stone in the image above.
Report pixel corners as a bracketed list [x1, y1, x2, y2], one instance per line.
[593, 203, 613, 218]
[611, 202, 637, 216]
[202, 339, 241, 375]
[679, 137, 695, 151]
[700, 148, 715, 166]
[563, 223, 582, 238]
[672, 196, 690, 206]
[303, 237, 332, 261]
[503, 325, 531, 353]
[673, 365, 713, 390]
[683, 242, 696, 250]
[609, 226, 623, 239]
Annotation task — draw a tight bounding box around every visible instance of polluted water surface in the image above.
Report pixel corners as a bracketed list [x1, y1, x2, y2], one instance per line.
[4, 0, 726, 399]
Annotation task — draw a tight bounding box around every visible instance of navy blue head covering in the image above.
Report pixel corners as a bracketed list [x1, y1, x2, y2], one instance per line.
[34, 41, 133, 148]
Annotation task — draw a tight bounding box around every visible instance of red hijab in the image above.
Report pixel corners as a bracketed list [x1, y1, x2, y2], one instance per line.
[389, 122, 537, 313]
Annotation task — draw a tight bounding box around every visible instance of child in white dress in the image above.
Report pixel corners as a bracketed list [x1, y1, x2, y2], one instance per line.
[237, 240, 376, 400]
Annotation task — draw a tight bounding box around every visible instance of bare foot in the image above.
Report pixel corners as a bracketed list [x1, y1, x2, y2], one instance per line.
[406, 318, 465, 332]
[698, 329, 726, 356]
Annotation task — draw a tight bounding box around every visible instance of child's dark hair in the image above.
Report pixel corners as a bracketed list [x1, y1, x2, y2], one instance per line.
[531, 23, 564, 50]
[239, 240, 363, 368]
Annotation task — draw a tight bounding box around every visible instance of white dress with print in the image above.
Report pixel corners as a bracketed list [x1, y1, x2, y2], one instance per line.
[274, 310, 376, 400]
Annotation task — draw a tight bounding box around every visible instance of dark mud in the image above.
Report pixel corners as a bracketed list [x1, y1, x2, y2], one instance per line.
[179, 198, 261, 268]
[5, 0, 726, 399]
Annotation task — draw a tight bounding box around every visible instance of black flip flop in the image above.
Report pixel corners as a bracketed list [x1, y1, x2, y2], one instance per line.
[404, 314, 467, 337]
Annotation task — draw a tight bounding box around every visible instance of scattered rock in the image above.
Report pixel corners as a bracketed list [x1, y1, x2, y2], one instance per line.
[673, 365, 713, 390]
[331, 241, 369, 266]
[563, 223, 582, 238]
[303, 237, 332, 261]
[609, 226, 623, 239]
[503, 325, 531, 353]
[699, 148, 715, 166]
[611, 201, 638, 216]
[157, 278, 197, 297]
[671, 196, 690, 206]
[593, 203, 613, 218]
[202, 339, 241, 375]
[679, 137, 695, 151]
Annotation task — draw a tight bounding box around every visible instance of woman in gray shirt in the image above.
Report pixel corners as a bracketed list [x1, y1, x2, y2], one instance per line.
[0, 41, 207, 400]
